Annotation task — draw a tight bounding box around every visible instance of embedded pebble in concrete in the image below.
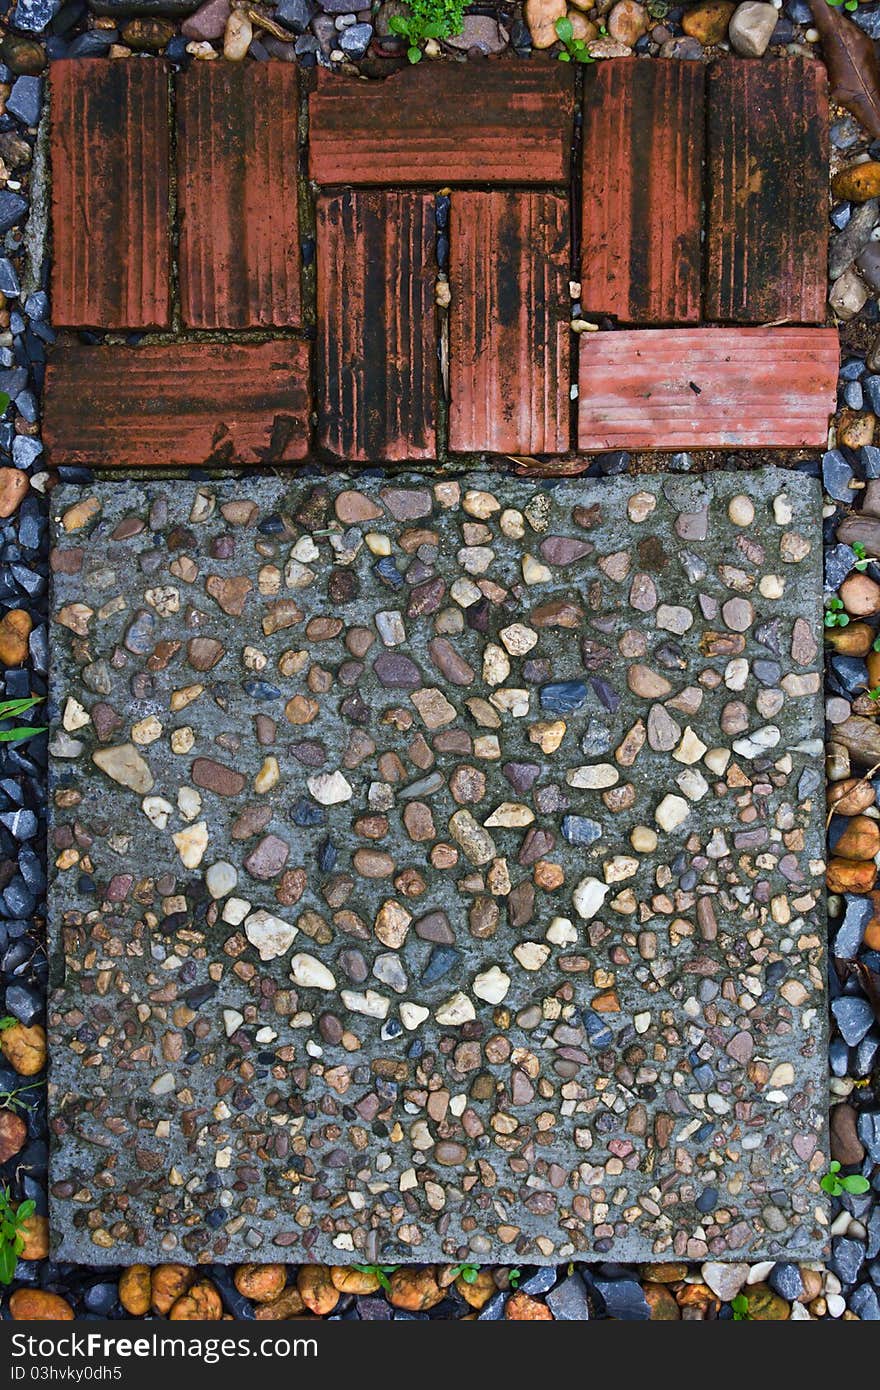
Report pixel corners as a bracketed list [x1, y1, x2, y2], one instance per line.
[47, 470, 827, 1266]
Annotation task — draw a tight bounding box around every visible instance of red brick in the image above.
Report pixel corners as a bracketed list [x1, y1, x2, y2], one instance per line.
[49, 60, 170, 330]
[177, 63, 301, 330]
[581, 59, 704, 325]
[44, 341, 311, 467]
[309, 63, 574, 186]
[706, 59, 829, 324]
[577, 328, 839, 451]
[316, 191, 437, 461]
[449, 191, 570, 456]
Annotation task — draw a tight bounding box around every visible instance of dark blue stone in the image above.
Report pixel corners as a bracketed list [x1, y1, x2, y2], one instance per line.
[843, 380, 864, 410]
[0, 190, 26, 232]
[829, 1035, 850, 1077]
[276, 0, 316, 30]
[241, 680, 281, 700]
[6, 76, 41, 126]
[561, 814, 602, 847]
[374, 556, 404, 589]
[829, 654, 869, 696]
[584, 1011, 612, 1049]
[546, 1273, 590, 1320]
[863, 444, 880, 479]
[540, 680, 587, 713]
[835, 896, 872, 960]
[840, 356, 867, 381]
[477, 1292, 507, 1321]
[422, 945, 460, 985]
[292, 797, 325, 827]
[833, 996, 875, 1046]
[857, 1109, 880, 1162]
[84, 1283, 118, 1316]
[823, 450, 856, 502]
[12, 0, 58, 32]
[850, 1283, 880, 1320]
[590, 1276, 650, 1321]
[854, 1033, 880, 1077]
[521, 1266, 556, 1295]
[768, 1263, 803, 1300]
[831, 1235, 865, 1287]
[339, 22, 372, 55]
[692, 1062, 714, 1090]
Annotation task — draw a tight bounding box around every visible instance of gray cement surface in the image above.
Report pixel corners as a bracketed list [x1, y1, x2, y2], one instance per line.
[47, 470, 828, 1265]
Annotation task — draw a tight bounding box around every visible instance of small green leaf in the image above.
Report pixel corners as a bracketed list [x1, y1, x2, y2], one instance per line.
[0, 696, 43, 719]
[840, 1174, 871, 1194]
[0, 725, 47, 743]
[407, 44, 422, 61]
[0, 392, 9, 417]
[731, 1293, 751, 1320]
[555, 15, 574, 41]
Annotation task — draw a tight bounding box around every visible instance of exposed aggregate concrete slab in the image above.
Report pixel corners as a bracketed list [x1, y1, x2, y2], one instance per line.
[47, 470, 828, 1265]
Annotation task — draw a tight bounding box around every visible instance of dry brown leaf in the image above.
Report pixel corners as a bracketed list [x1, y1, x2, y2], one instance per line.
[809, 0, 880, 140]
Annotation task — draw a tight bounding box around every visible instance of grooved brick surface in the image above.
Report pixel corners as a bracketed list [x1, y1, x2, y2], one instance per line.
[581, 59, 704, 325]
[449, 191, 570, 455]
[49, 59, 171, 331]
[316, 190, 437, 461]
[43, 341, 312, 467]
[177, 63, 302, 330]
[577, 328, 839, 451]
[308, 63, 575, 186]
[706, 59, 829, 325]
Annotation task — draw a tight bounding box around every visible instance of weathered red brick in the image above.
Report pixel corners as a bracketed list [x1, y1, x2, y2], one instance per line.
[44, 341, 311, 467]
[309, 63, 574, 186]
[177, 63, 301, 329]
[316, 191, 437, 461]
[577, 328, 839, 451]
[49, 59, 171, 330]
[706, 59, 829, 324]
[449, 191, 570, 456]
[581, 59, 704, 325]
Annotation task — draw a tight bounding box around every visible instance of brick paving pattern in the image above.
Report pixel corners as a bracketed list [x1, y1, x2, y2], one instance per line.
[49, 60, 171, 331]
[316, 191, 438, 461]
[581, 60, 705, 325]
[706, 60, 829, 326]
[448, 191, 570, 456]
[577, 328, 840, 451]
[43, 341, 312, 466]
[176, 63, 302, 330]
[43, 57, 836, 463]
[307, 64, 575, 186]
[48, 472, 827, 1266]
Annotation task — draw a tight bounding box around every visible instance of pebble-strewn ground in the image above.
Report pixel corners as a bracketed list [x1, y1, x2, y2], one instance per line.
[0, 0, 879, 1326]
[46, 473, 826, 1269]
